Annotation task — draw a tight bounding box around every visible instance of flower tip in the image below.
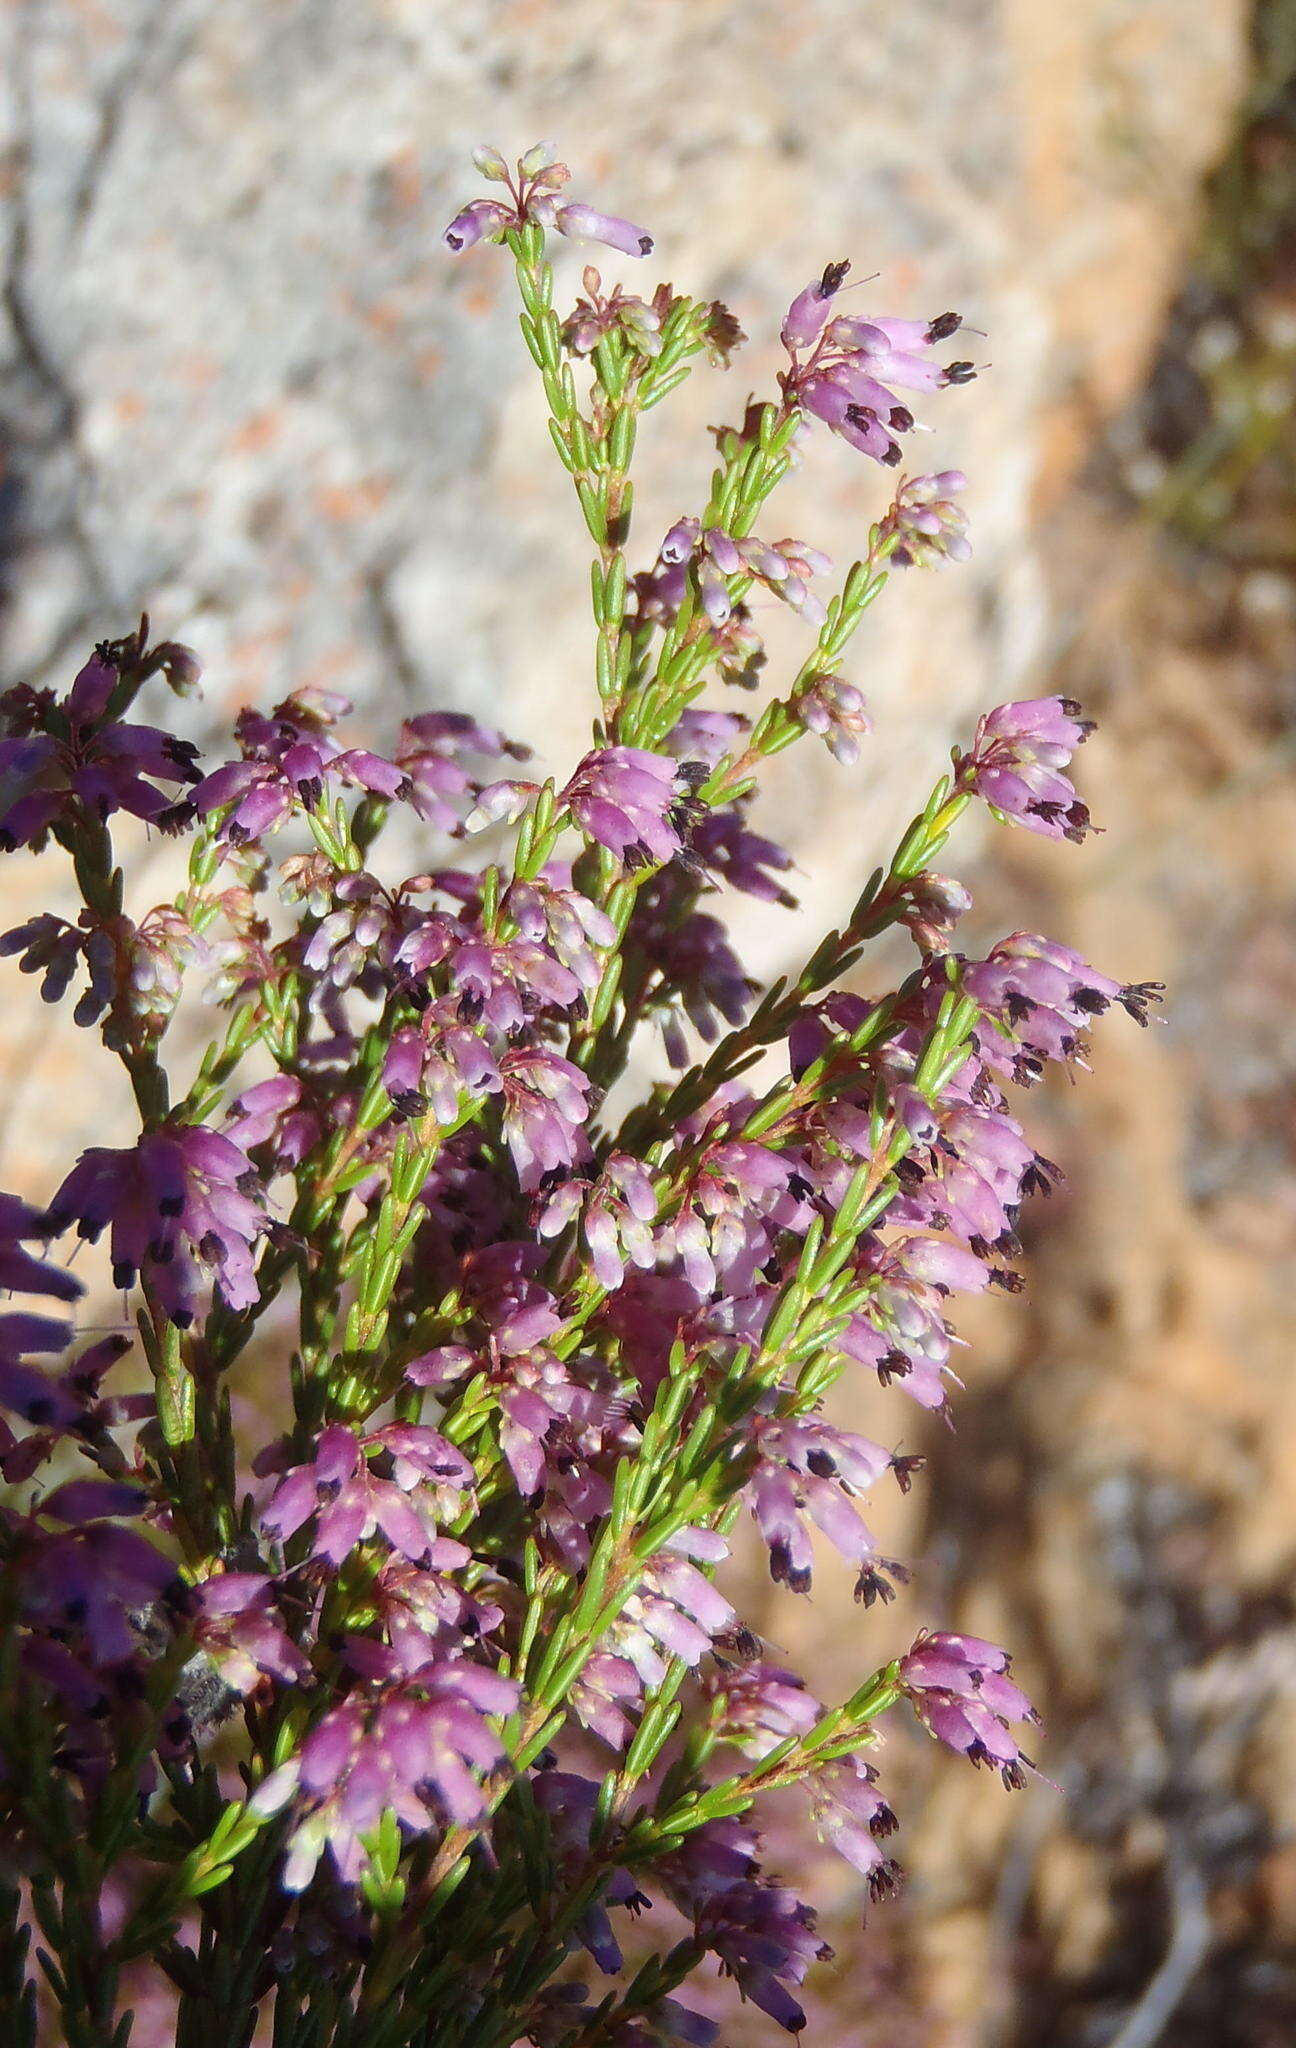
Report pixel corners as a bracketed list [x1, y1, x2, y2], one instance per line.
[518, 140, 561, 177]
[470, 144, 510, 182]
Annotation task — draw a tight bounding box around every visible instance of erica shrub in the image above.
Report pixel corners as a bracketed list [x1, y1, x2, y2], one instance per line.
[0, 144, 1158, 2048]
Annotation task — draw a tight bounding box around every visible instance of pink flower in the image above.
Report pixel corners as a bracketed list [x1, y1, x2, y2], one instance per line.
[498, 1048, 592, 1189]
[807, 1759, 902, 1899]
[793, 673, 872, 766]
[262, 1423, 474, 1566]
[250, 1662, 518, 1890]
[780, 267, 975, 466]
[191, 1573, 313, 1693]
[955, 695, 1095, 842]
[561, 746, 692, 868]
[48, 1124, 266, 1328]
[900, 1630, 1040, 1788]
[878, 471, 972, 568]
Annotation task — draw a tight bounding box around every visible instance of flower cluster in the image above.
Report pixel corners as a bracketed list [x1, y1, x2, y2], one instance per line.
[0, 146, 1158, 2046]
[444, 142, 653, 260]
[779, 260, 976, 466]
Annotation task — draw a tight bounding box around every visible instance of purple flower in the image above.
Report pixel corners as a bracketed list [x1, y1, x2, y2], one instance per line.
[121, 906, 209, 1033]
[659, 1139, 800, 1297]
[0, 1314, 81, 1432]
[0, 1191, 81, 1302]
[705, 1660, 822, 1760]
[780, 273, 975, 466]
[299, 872, 401, 996]
[662, 1822, 828, 2034]
[837, 1229, 996, 1423]
[792, 673, 872, 766]
[191, 1572, 313, 1693]
[535, 1377, 639, 1574]
[961, 933, 1161, 1084]
[780, 259, 852, 351]
[894, 870, 973, 954]
[899, 1630, 1040, 1788]
[634, 559, 768, 688]
[445, 930, 583, 1032]
[538, 1153, 657, 1291]
[691, 807, 797, 907]
[878, 471, 972, 568]
[555, 202, 654, 258]
[22, 1521, 181, 1666]
[605, 1531, 736, 1687]
[250, 1661, 518, 1890]
[262, 1422, 474, 1566]
[750, 1418, 892, 1594]
[504, 877, 617, 992]
[663, 708, 751, 764]
[806, 1759, 901, 1899]
[632, 892, 755, 1064]
[607, 2002, 718, 2048]
[0, 1330, 139, 1474]
[444, 143, 652, 259]
[955, 695, 1095, 843]
[490, 1347, 576, 1501]
[194, 689, 405, 847]
[498, 1048, 592, 1189]
[561, 746, 692, 868]
[888, 1098, 1049, 1259]
[443, 197, 513, 252]
[48, 1124, 267, 1328]
[360, 1544, 503, 1678]
[530, 1771, 650, 1973]
[223, 1075, 320, 1169]
[394, 712, 530, 834]
[570, 1650, 645, 1750]
[655, 519, 830, 629]
[0, 913, 90, 1007]
[0, 652, 200, 848]
[384, 1003, 503, 1126]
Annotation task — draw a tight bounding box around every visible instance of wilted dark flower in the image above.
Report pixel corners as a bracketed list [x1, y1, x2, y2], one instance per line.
[563, 267, 664, 356]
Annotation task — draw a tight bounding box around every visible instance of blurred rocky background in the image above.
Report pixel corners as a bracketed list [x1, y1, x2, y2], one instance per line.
[2, 1, 1294, 2043]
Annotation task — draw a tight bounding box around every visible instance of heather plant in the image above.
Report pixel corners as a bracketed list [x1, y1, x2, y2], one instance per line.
[0, 144, 1159, 2048]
